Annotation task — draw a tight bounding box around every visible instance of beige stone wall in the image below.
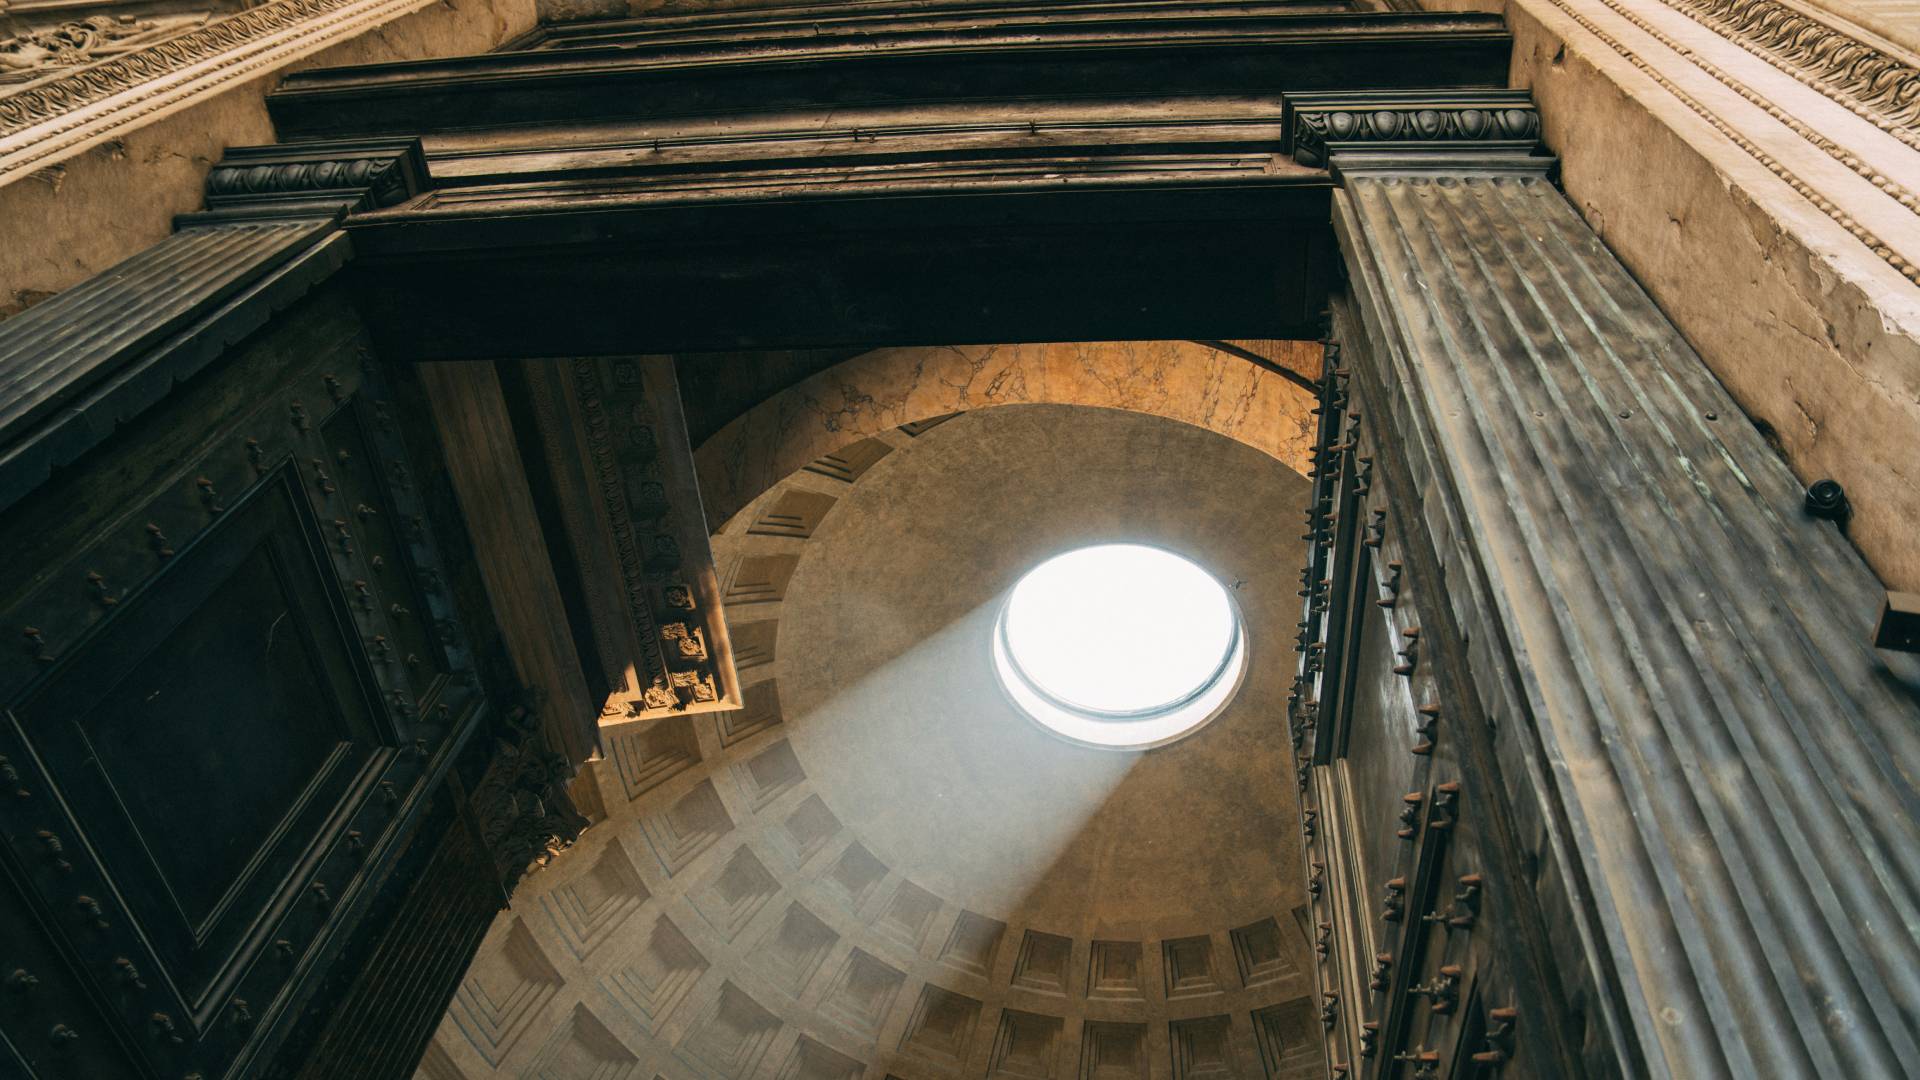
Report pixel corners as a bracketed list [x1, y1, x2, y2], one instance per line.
[0, 0, 536, 318]
[1472, 0, 1920, 589]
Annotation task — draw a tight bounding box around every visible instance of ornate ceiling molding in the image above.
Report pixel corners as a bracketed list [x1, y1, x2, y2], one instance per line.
[0, 0, 438, 185]
[0, 14, 211, 89]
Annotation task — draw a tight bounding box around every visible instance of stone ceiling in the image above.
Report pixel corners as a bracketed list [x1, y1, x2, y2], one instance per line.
[418, 403, 1317, 1080]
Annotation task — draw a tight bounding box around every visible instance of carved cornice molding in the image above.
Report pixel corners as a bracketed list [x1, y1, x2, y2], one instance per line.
[1283, 90, 1544, 169]
[569, 357, 679, 708]
[189, 137, 429, 220]
[1662, 0, 1920, 142]
[0, 0, 437, 184]
[1540, 0, 1918, 283]
[0, 14, 209, 87]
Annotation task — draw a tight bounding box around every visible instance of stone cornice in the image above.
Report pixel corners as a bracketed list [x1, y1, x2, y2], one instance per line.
[188, 136, 430, 220]
[1535, 0, 1919, 284]
[550, 356, 739, 722]
[1660, 0, 1920, 146]
[265, 10, 1512, 139]
[0, 0, 438, 186]
[1282, 90, 1545, 169]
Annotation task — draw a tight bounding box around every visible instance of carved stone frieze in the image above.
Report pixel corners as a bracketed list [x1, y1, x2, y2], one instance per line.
[1537, 0, 1920, 283]
[0, 0, 345, 132]
[0, 0, 438, 183]
[469, 699, 590, 888]
[1284, 91, 1542, 169]
[582, 357, 730, 715]
[1662, 0, 1920, 134]
[525, 356, 739, 724]
[0, 14, 207, 86]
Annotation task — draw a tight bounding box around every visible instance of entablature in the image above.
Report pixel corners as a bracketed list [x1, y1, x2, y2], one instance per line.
[265, 3, 1511, 139]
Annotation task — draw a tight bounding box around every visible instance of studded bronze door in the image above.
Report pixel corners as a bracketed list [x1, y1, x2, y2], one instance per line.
[1289, 341, 1559, 1079]
[0, 284, 501, 1080]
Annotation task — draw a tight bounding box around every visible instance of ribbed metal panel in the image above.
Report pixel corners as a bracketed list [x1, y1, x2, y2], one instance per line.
[1335, 171, 1920, 1079]
[0, 220, 327, 441]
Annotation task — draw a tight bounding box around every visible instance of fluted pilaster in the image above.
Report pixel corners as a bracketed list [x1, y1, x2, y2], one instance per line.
[1334, 159, 1920, 1077]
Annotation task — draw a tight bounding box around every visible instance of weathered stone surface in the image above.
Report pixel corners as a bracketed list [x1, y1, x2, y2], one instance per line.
[1333, 162, 1920, 1077]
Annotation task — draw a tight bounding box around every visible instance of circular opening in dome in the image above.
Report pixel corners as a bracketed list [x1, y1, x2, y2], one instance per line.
[992, 543, 1247, 749]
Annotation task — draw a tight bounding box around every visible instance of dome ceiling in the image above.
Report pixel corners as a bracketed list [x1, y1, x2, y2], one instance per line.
[419, 403, 1318, 1080]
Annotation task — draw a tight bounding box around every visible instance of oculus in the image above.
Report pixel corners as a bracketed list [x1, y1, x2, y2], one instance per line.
[992, 543, 1246, 749]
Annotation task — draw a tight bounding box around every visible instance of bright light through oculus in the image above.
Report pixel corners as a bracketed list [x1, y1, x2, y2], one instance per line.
[993, 544, 1246, 749]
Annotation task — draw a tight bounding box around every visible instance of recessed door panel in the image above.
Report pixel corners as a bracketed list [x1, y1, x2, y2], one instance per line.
[10, 469, 387, 1008]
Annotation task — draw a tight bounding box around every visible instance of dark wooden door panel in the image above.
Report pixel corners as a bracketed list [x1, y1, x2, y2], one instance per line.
[0, 286, 503, 1080]
[1338, 594, 1418, 896]
[1295, 343, 1542, 1076]
[11, 469, 389, 1011]
[319, 402, 453, 701]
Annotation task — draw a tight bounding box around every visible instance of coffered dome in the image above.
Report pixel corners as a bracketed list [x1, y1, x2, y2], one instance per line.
[419, 404, 1318, 1080]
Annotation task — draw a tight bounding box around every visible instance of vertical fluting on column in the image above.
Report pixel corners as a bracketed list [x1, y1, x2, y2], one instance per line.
[1333, 163, 1920, 1079]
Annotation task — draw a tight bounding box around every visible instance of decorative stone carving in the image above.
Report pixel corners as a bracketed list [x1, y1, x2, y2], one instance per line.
[537, 356, 737, 722]
[0, 0, 440, 183]
[1661, 0, 1920, 135]
[469, 698, 590, 887]
[196, 137, 429, 217]
[0, 16, 202, 85]
[1536, 0, 1920, 283]
[1285, 91, 1542, 169]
